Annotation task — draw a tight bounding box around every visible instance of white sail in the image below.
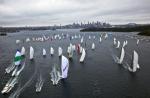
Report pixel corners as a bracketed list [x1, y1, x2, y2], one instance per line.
[104, 33, 108, 39]
[58, 47, 63, 57]
[61, 55, 69, 79]
[137, 39, 139, 45]
[80, 48, 86, 62]
[80, 37, 83, 43]
[89, 36, 91, 40]
[50, 65, 61, 85]
[43, 48, 46, 56]
[118, 48, 125, 64]
[116, 41, 120, 48]
[50, 47, 54, 55]
[92, 43, 95, 50]
[122, 41, 126, 48]
[99, 37, 102, 43]
[26, 38, 30, 42]
[16, 40, 21, 44]
[125, 40, 128, 46]
[114, 38, 116, 46]
[30, 46, 34, 60]
[21, 47, 25, 56]
[132, 50, 140, 72]
[68, 44, 73, 58]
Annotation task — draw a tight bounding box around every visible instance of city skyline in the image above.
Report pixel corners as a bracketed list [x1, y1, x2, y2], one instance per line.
[0, 0, 150, 27]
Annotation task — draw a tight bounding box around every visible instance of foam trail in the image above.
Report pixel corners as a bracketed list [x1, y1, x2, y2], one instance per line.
[35, 74, 44, 92]
[8, 64, 37, 98]
[5, 63, 15, 74]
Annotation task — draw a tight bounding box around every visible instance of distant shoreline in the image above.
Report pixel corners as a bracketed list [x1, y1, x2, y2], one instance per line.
[80, 25, 150, 36]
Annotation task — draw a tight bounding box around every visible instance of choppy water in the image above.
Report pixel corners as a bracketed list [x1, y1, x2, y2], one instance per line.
[0, 29, 150, 98]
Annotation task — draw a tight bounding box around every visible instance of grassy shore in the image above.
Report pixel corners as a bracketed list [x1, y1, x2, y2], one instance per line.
[80, 25, 150, 36]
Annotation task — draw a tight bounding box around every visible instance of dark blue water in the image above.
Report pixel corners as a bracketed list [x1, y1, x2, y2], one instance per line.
[0, 29, 150, 98]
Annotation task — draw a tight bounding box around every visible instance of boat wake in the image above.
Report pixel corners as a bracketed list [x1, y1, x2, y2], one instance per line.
[8, 62, 38, 98]
[35, 74, 44, 92]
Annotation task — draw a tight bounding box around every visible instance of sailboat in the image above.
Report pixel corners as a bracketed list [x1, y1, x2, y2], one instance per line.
[50, 64, 61, 85]
[99, 37, 102, 43]
[16, 40, 21, 44]
[43, 48, 46, 56]
[128, 50, 140, 72]
[122, 41, 126, 48]
[117, 47, 125, 64]
[68, 44, 73, 58]
[80, 48, 86, 62]
[21, 47, 25, 56]
[80, 37, 83, 44]
[50, 47, 54, 56]
[137, 39, 139, 45]
[113, 38, 116, 45]
[26, 38, 30, 42]
[58, 47, 63, 57]
[92, 43, 95, 50]
[104, 33, 108, 39]
[61, 55, 69, 79]
[116, 41, 120, 48]
[89, 36, 91, 40]
[30, 46, 34, 60]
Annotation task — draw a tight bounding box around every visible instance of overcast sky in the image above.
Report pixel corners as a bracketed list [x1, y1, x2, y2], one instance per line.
[0, 0, 150, 26]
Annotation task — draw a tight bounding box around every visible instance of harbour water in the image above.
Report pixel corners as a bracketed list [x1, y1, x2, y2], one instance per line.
[0, 29, 150, 98]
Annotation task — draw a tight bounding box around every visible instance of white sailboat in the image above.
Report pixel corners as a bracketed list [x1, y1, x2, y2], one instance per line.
[81, 37, 84, 44]
[113, 38, 116, 45]
[21, 47, 25, 56]
[16, 40, 21, 44]
[50, 65, 61, 85]
[116, 41, 120, 48]
[43, 48, 46, 56]
[104, 33, 108, 39]
[99, 37, 102, 43]
[92, 43, 95, 50]
[26, 38, 30, 42]
[117, 47, 125, 64]
[89, 36, 91, 40]
[68, 44, 73, 58]
[61, 55, 69, 79]
[50, 47, 54, 56]
[122, 41, 126, 48]
[80, 48, 86, 62]
[128, 50, 140, 72]
[137, 39, 139, 45]
[30, 46, 34, 60]
[58, 47, 63, 57]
